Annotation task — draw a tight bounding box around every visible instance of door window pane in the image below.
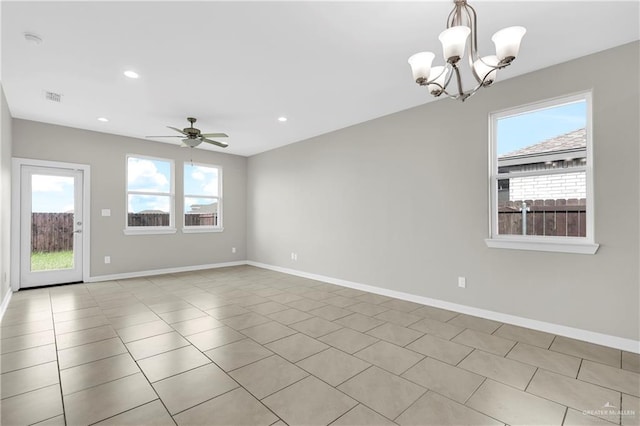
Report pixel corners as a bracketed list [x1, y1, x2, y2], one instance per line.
[30, 174, 74, 271]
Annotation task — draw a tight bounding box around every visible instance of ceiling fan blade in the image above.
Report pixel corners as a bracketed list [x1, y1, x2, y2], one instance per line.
[146, 135, 184, 138]
[200, 137, 228, 148]
[167, 126, 188, 135]
[200, 133, 229, 138]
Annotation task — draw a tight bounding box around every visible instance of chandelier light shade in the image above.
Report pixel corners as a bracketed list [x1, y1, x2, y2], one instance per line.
[428, 66, 448, 96]
[408, 52, 435, 82]
[438, 26, 471, 63]
[492, 26, 527, 62]
[408, 0, 526, 101]
[473, 55, 499, 85]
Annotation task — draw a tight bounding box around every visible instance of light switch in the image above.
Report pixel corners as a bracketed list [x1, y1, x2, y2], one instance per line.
[101, 209, 111, 217]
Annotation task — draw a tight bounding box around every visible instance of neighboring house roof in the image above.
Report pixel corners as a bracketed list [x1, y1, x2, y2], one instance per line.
[138, 209, 166, 214]
[188, 202, 217, 214]
[499, 128, 586, 160]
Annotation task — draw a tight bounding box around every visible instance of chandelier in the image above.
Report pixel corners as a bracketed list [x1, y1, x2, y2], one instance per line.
[408, 0, 526, 102]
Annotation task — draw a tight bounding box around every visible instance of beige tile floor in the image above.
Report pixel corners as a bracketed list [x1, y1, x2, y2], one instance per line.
[1, 265, 639, 426]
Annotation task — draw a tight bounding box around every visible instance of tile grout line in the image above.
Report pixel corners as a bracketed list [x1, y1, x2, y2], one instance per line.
[86, 399, 177, 426]
[50, 289, 68, 425]
[389, 386, 429, 422]
[523, 367, 539, 392]
[560, 406, 569, 426]
[576, 358, 584, 379]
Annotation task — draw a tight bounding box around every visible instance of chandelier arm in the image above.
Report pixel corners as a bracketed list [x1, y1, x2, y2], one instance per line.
[469, 55, 482, 84]
[443, 63, 455, 89]
[449, 67, 499, 101]
[447, 1, 460, 28]
[438, 64, 498, 101]
[452, 64, 466, 97]
[465, 2, 479, 61]
[462, 3, 485, 85]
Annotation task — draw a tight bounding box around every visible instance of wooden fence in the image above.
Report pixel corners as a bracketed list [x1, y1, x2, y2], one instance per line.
[498, 199, 586, 237]
[127, 213, 170, 227]
[34, 201, 582, 253]
[127, 213, 218, 227]
[31, 213, 74, 252]
[185, 213, 218, 226]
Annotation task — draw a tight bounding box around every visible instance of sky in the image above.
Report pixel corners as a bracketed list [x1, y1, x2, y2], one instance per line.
[127, 158, 219, 214]
[32, 159, 220, 215]
[183, 163, 219, 214]
[31, 175, 75, 213]
[127, 157, 171, 213]
[497, 100, 587, 156]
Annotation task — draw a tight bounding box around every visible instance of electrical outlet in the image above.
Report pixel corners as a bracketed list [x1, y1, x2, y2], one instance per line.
[232, 247, 236, 254]
[101, 209, 111, 217]
[458, 276, 466, 288]
[291, 252, 298, 261]
[104, 256, 111, 264]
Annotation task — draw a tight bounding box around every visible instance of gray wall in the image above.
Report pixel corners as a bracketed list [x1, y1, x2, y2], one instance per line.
[1, 85, 12, 304]
[247, 42, 640, 341]
[13, 120, 247, 277]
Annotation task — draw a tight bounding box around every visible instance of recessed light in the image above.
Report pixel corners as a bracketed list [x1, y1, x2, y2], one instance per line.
[97, 117, 109, 122]
[278, 116, 288, 122]
[124, 70, 139, 79]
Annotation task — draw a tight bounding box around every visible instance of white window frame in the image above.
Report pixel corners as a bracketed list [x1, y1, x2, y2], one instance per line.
[124, 154, 176, 235]
[485, 92, 599, 254]
[182, 162, 223, 233]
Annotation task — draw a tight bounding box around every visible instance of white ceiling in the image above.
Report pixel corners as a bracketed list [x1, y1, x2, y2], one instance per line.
[2, 1, 639, 157]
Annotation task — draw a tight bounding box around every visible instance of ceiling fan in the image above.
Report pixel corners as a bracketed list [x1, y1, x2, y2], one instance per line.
[147, 117, 228, 148]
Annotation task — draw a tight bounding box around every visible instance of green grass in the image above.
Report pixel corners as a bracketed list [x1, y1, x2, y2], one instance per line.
[31, 250, 73, 271]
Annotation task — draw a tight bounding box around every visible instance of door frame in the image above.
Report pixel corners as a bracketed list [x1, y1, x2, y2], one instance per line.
[11, 158, 91, 291]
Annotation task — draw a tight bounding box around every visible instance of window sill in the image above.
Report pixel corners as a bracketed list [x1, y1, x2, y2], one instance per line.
[123, 227, 177, 236]
[485, 238, 599, 254]
[182, 227, 224, 234]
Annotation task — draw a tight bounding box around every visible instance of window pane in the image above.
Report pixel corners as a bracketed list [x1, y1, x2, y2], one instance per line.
[30, 175, 74, 271]
[185, 197, 219, 227]
[497, 172, 586, 237]
[128, 194, 170, 227]
[128, 157, 171, 193]
[184, 163, 219, 196]
[496, 101, 587, 160]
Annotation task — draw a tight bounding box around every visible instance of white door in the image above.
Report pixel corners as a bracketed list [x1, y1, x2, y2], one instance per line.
[20, 166, 84, 287]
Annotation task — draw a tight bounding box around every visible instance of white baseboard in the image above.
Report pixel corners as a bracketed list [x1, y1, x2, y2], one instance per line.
[83, 259, 640, 353]
[0, 288, 13, 322]
[247, 261, 640, 354]
[86, 261, 248, 283]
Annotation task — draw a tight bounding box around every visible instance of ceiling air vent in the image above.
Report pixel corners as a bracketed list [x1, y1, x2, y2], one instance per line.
[44, 91, 62, 103]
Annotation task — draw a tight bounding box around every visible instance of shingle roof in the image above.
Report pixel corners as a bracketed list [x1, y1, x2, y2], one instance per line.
[499, 128, 586, 159]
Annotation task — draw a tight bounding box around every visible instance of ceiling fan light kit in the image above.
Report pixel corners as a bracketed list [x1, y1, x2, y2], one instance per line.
[146, 117, 229, 149]
[408, 0, 526, 102]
